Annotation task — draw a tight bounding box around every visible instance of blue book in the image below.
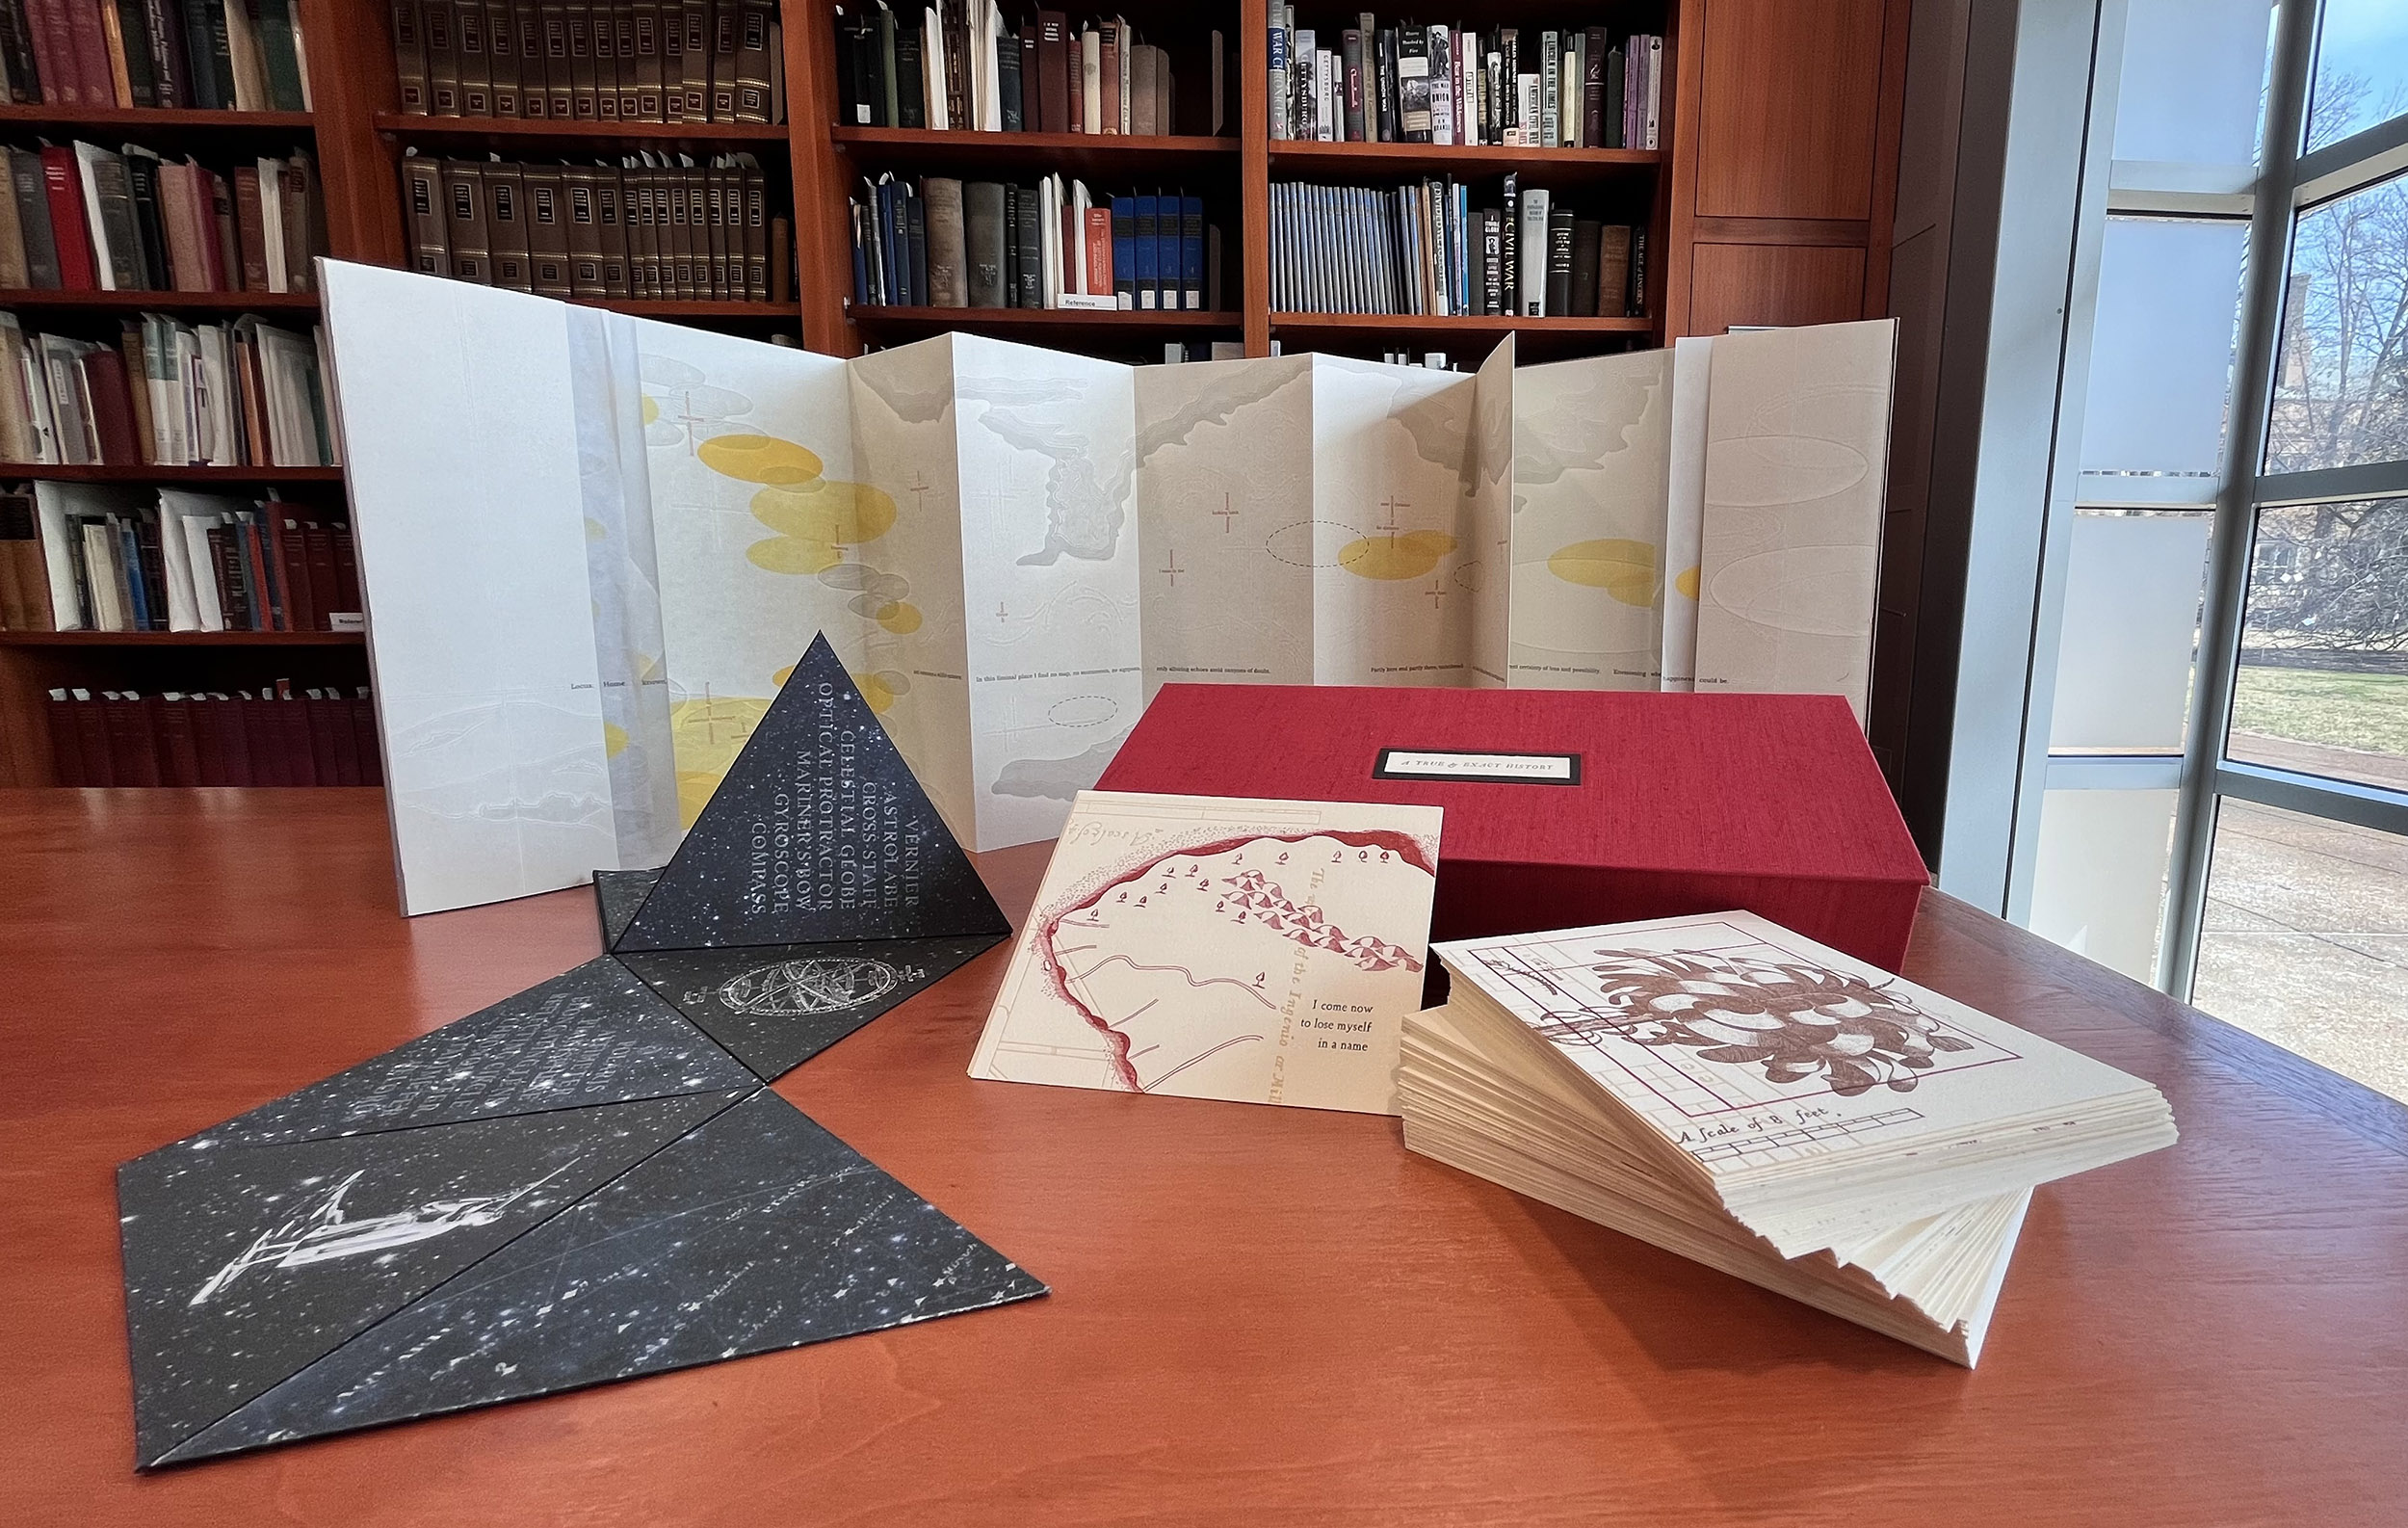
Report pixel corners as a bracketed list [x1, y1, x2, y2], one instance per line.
[1111, 196, 1137, 308]
[1180, 195, 1204, 311]
[1132, 195, 1159, 309]
[117, 518, 151, 630]
[851, 203, 869, 304]
[876, 179, 901, 303]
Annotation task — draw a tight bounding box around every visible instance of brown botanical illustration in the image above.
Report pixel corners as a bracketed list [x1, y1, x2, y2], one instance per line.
[1533, 948, 1976, 1096]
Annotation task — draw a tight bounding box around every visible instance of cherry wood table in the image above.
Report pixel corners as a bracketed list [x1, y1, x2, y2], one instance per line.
[4, 790, 2405, 1526]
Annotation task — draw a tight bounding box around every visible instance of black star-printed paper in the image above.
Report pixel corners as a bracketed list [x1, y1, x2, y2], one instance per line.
[118, 639, 1036, 1469]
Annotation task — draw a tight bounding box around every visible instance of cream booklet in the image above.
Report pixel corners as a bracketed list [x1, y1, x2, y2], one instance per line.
[969, 790, 1443, 1114]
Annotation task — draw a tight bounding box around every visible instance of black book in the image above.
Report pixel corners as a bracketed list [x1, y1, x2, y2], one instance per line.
[895, 25, 925, 127]
[1570, 219, 1601, 318]
[836, 5, 882, 124]
[11, 148, 57, 288]
[1479, 207, 1502, 315]
[904, 182, 928, 306]
[996, 25, 1020, 130]
[124, 150, 170, 290]
[114, 0, 159, 105]
[1500, 28, 1520, 141]
[1604, 45, 1625, 149]
[1340, 29, 1365, 142]
[963, 180, 1006, 307]
[1630, 226, 1647, 317]
[1545, 209, 1574, 316]
[1001, 182, 1019, 305]
[0, 0, 38, 103]
[1013, 185, 1041, 308]
[1374, 29, 1398, 143]
[1499, 173, 1517, 321]
[179, 0, 222, 108]
[141, 0, 191, 108]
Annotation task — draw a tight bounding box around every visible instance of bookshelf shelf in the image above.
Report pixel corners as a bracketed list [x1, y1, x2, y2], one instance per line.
[1270, 311, 1654, 333]
[0, 630, 364, 647]
[588, 299, 799, 320]
[0, 107, 315, 133]
[1267, 141, 1664, 178]
[850, 305, 1242, 343]
[372, 114, 793, 150]
[0, 464, 344, 485]
[831, 126, 1239, 175]
[0, 290, 320, 313]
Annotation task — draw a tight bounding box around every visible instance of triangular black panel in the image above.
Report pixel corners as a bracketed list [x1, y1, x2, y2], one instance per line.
[593, 868, 663, 949]
[617, 934, 1007, 1080]
[194, 959, 759, 1148]
[120, 1089, 749, 1468]
[158, 1090, 1046, 1465]
[615, 633, 1009, 953]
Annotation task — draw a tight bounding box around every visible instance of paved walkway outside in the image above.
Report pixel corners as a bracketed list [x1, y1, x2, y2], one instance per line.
[2192, 732, 2408, 1103]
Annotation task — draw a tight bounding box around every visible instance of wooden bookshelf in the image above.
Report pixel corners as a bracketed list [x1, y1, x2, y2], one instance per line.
[0, 0, 1910, 786]
[0, 630, 363, 646]
[0, 289, 320, 312]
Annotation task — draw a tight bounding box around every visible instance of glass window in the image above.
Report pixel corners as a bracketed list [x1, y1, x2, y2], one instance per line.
[2114, 0, 2275, 171]
[2264, 172, 2408, 475]
[2228, 498, 2408, 788]
[2307, 0, 2408, 152]
[2028, 788, 2182, 984]
[2192, 800, 2408, 1102]
[2080, 218, 2249, 505]
[2049, 512, 2214, 751]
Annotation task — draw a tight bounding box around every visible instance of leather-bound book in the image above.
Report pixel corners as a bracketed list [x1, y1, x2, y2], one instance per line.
[1035, 11, 1067, 132]
[424, 0, 458, 114]
[923, 175, 964, 307]
[454, 0, 488, 116]
[441, 158, 490, 283]
[400, 152, 449, 277]
[963, 180, 1006, 308]
[485, 163, 531, 291]
[485, 0, 520, 117]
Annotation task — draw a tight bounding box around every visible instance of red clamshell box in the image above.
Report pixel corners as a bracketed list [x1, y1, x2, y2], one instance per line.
[1094, 685, 1932, 971]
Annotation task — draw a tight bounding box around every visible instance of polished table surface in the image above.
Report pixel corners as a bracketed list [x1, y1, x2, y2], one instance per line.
[3, 790, 2405, 1527]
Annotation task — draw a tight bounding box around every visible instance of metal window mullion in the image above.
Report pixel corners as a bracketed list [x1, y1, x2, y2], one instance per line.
[2157, 0, 2323, 998]
[2214, 761, 2408, 837]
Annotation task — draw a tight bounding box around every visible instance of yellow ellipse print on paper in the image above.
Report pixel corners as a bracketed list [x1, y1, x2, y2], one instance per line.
[1675, 565, 1702, 600]
[602, 722, 630, 757]
[698, 433, 824, 485]
[1338, 529, 1457, 581]
[1548, 539, 1661, 608]
[851, 671, 898, 714]
[641, 394, 660, 425]
[668, 695, 772, 826]
[876, 600, 923, 634]
[746, 479, 901, 576]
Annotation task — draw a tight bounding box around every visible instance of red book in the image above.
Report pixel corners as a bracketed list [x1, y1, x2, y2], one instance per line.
[40, 145, 97, 289]
[1035, 12, 1069, 133]
[301, 522, 340, 631]
[24, 0, 76, 105]
[349, 691, 382, 786]
[241, 695, 284, 784]
[1096, 686, 1932, 972]
[190, 696, 228, 786]
[303, 689, 348, 784]
[1084, 205, 1112, 294]
[242, 517, 283, 631]
[274, 513, 316, 632]
[103, 691, 162, 786]
[63, 0, 114, 103]
[47, 689, 85, 785]
[154, 694, 202, 786]
[329, 522, 360, 619]
[275, 682, 316, 784]
[71, 690, 112, 785]
[214, 696, 255, 786]
[79, 347, 142, 465]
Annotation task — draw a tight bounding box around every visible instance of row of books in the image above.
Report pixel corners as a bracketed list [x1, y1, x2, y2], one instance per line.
[392, 0, 783, 123]
[833, 4, 1224, 136]
[1270, 10, 1662, 150]
[46, 682, 382, 787]
[850, 171, 1217, 313]
[0, 144, 321, 295]
[402, 151, 783, 302]
[0, 313, 331, 467]
[0, 0, 311, 110]
[1271, 177, 1643, 319]
[0, 482, 358, 632]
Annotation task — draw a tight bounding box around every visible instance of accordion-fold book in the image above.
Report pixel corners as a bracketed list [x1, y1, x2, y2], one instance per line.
[318, 261, 1895, 914]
